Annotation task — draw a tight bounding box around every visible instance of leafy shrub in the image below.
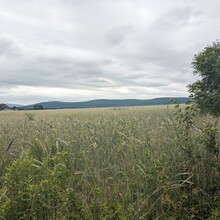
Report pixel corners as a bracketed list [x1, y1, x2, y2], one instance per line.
[0, 142, 85, 220]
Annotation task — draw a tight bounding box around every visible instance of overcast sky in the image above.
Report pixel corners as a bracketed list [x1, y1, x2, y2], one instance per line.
[0, 0, 219, 104]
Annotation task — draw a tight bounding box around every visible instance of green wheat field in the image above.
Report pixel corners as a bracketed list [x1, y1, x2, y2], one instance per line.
[0, 105, 220, 219]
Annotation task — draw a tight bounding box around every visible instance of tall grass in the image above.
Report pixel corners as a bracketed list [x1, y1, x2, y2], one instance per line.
[0, 105, 219, 219]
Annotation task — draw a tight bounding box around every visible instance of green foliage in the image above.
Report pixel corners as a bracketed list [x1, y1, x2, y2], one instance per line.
[0, 142, 85, 219]
[202, 122, 219, 157]
[209, 206, 220, 220]
[173, 104, 220, 218]
[188, 40, 220, 115]
[174, 103, 198, 133]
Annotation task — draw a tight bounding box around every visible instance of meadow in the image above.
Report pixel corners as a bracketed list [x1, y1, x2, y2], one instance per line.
[0, 105, 220, 219]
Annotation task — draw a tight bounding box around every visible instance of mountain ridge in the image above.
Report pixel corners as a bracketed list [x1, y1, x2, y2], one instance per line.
[6, 104, 24, 108]
[22, 97, 189, 110]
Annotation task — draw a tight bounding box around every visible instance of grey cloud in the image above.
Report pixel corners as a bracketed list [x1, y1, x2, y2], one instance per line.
[125, 73, 145, 80]
[155, 7, 203, 30]
[0, 36, 21, 56]
[0, 50, 110, 89]
[105, 25, 133, 45]
[90, 78, 110, 84]
[0, 0, 219, 104]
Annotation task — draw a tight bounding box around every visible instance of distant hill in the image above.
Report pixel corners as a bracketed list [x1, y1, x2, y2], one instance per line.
[6, 104, 24, 108]
[22, 97, 189, 110]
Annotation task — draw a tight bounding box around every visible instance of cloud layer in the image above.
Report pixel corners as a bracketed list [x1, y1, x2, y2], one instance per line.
[0, 0, 219, 104]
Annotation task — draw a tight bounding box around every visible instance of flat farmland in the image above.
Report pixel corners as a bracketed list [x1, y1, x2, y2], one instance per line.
[0, 105, 219, 219]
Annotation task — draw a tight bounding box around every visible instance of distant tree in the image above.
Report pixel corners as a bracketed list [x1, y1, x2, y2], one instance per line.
[0, 103, 9, 110]
[33, 104, 44, 110]
[188, 40, 220, 115]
